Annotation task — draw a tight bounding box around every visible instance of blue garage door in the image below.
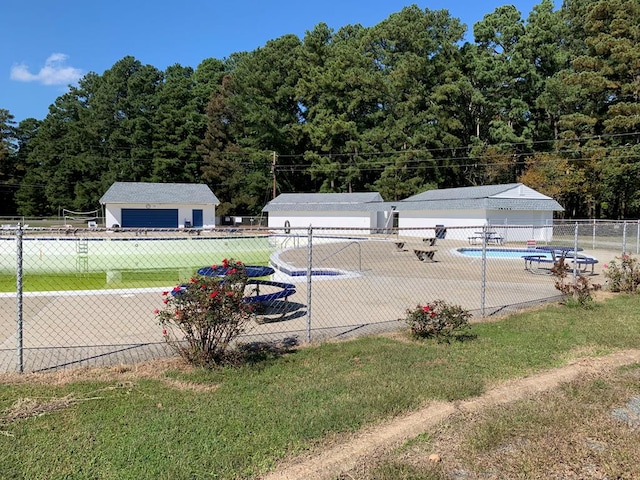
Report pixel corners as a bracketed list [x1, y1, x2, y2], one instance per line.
[121, 209, 178, 228]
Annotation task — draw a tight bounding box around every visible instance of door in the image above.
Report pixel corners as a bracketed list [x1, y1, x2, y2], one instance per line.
[192, 209, 203, 228]
[121, 209, 178, 228]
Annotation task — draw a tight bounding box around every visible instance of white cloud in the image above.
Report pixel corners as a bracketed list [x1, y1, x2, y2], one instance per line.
[10, 53, 83, 86]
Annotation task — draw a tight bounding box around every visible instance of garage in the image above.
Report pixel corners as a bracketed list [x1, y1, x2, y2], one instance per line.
[100, 182, 220, 230]
[121, 208, 178, 228]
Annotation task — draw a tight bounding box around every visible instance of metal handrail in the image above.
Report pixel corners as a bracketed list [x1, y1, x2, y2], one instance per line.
[318, 240, 362, 272]
[281, 233, 300, 249]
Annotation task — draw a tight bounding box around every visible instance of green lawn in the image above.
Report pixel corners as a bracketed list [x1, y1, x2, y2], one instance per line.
[1, 294, 639, 479]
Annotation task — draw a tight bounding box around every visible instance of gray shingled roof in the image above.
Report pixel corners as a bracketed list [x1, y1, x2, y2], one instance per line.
[100, 182, 219, 205]
[397, 183, 564, 212]
[394, 197, 563, 211]
[402, 183, 522, 202]
[485, 198, 563, 211]
[262, 192, 385, 212]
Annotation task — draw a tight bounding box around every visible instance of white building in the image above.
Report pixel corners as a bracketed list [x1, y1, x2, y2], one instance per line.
[99, 182, 219, 229]
[262, 192, 387, 233]
[394, 183, 564, 241]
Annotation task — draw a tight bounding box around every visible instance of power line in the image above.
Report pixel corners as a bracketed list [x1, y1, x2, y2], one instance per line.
[11, 150, 640, 191]
[15, 135, 639, 170]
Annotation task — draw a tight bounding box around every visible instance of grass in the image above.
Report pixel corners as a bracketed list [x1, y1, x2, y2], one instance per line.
[1, 294, 640, 479]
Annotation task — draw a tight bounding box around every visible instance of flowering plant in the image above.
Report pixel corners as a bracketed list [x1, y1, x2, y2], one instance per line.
[155, 258, 253, 366]
[603, 254, 640, 293]
[550, 257, 601, 306]
[403, 299, 471, 341]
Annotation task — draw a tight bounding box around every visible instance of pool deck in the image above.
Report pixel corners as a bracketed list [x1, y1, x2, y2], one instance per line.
[0, 236, 613, 372]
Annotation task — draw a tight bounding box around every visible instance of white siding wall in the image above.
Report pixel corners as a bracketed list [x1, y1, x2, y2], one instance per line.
[398, 209, 487, 240]
[397, 209, 555, 242]
[267, 210, 375, 233]
[486, 210, 554, 242]
[491, 184, 550, 200]
[104, 203, 216, 229]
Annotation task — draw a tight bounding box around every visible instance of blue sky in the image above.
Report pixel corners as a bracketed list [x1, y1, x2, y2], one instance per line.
[4, 0, 544, 123]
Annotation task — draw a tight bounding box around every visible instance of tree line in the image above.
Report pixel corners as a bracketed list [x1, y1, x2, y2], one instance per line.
[1, 0, 638, 219]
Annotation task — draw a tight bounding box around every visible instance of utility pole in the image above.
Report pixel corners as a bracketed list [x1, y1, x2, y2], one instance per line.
[271, 151, 277, 199]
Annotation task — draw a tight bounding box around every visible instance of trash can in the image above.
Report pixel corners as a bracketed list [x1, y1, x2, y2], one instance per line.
[435, 224, 447, 239]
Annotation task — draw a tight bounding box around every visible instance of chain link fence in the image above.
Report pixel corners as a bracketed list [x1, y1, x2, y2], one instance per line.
[0, 222, 633, 373]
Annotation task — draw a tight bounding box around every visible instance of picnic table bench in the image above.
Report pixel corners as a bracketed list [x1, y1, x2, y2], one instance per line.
[394, 237, 436, 253]
[523, 252, 598, 275]
[394, 241, 406, 252]
[522, 255, 553, 274]
[468, 231, 504, 245]
[413, 247, 438, 262]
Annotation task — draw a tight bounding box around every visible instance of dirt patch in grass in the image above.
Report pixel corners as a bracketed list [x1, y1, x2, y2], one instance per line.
[357, 364, 640, 480]
[591, 290, 618, 302]
[259, 349, 640, 480]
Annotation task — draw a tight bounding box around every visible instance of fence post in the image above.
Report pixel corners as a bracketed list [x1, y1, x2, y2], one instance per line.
[306, 226, 313, 343]
[623, 221, 628, 254]
[480, 224, 487, 317]
[16, 226, 24, 373]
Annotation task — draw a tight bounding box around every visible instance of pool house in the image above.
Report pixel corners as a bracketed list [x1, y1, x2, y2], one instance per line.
[262, 192, 388, 234]
[393, 183, 564, 242]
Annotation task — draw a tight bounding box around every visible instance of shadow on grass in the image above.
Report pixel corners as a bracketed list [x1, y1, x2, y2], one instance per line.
[452, 332, 479, 342]
[239, 336, 300, 365]
[409, 331, 479, 344]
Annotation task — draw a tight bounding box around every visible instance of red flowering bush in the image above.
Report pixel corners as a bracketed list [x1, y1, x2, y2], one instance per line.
[404, 299, 471, 341]
[603, 254, 640, 293]
[551, 257, 601, 306]
[155, 258, 253, 366]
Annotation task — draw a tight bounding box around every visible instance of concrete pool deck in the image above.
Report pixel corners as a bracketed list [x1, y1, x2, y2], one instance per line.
[0, 236, 614, 372]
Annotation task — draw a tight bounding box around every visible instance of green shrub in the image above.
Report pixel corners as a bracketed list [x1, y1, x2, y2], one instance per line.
[603, 254, 640, 293]
[155, 258, 253, 366]
[404, 299, 471, 341]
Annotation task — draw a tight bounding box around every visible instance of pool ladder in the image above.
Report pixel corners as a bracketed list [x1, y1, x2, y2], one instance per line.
[76, 238, 89, 276]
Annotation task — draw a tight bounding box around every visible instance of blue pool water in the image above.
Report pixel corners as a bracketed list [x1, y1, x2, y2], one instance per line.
[457, 248, 553, 259]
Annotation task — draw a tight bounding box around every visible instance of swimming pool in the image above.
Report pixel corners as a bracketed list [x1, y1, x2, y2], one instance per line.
[0, 235, 275, 274]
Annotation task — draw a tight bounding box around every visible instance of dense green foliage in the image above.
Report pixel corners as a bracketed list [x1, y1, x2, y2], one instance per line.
[1, 0, 638, 217]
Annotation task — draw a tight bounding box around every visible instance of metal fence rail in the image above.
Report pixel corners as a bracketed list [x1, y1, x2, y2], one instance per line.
[0, 223, 631, 373]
